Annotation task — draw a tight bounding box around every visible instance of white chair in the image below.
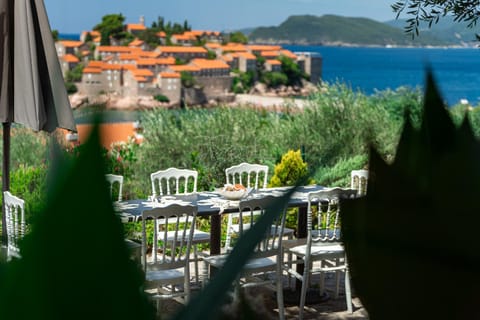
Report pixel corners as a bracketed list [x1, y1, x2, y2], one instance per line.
[105, 174, 124, 201]
[285, 188, 357, 319]
[351, 169, 368, 196]
[150, 167, 197, 197]
[150, 168, 208, 285]
[203, 195, 286, 320]
[3, 191, 25, 260]
[224, 163, 295, 252]
[141, 203, 197, 313]
[225, 162, 268, 190]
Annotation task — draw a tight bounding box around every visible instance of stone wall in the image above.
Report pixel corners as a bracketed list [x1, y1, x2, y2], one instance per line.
[195, 76, 233, 101]
[183, 87, 207, 106]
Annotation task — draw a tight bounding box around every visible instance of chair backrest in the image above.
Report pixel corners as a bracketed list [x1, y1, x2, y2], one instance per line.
[141, 204, 197, 271]
[307, 188, 357, 243]
[3, 191, 25, 259]
[225, 163, 268, 189]
[105, 174, 124, 201]
[237, 195, 287, 258]
[351, 169, 369, 196]
[150, 168, 198, 197]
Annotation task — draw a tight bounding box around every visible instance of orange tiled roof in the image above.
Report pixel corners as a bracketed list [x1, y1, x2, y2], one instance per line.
[139, 51, 161, 58]
[190, 30, 221, 37]
[160, 72, 181, 78]
[130, 69, 153, 77]
[157, 31, 167, 37]
[83, 67, 102, 74]
[82, 30, 100, 38]
[136, 58, 157, 66]
[87, 61, 104, 68]
[221, 43, 247, 52]
[121, 64, 137, 70]
[172, 34, 195, 41]
[81, 50, 90, 56]
[189, 30, 204, 37]
[221, 54, 234, 62]
[59, 40, 83, 47]
[260, 51, 279, 58]
[97, 46, 141, 53]
[280, 49, 297, 59]
[156, 57, 176, 65]
[93, 36, 101, 43]
[191, 58, 230, 69]
[266, 59, 282, 65]
[63, 54, 79, 63]
[119, 53, 141, 60]
[248, 45, 282, 51]
[205, 42, 221, 49]
[169, 65, 201, 72]
[156, 46, 208, 53]
[236, 52, 257, 60]
[126, 23, 146, 31]
[129, 39, 144, 47]
[102, 64, 123, 70]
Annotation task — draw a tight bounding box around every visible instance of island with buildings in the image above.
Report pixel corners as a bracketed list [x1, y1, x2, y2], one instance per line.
[55, 16, 322, 109]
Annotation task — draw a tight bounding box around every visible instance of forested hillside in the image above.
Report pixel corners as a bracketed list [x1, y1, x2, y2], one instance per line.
[248, 14, 456, 46]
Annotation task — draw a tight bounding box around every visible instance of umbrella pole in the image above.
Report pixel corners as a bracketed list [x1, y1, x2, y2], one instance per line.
[2, 123, 10, 246]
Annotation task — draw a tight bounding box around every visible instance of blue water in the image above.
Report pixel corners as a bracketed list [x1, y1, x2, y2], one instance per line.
[284, 45, 480, 107]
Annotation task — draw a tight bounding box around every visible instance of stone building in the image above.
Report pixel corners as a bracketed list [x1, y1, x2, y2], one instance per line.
[295, 52, 323, 84]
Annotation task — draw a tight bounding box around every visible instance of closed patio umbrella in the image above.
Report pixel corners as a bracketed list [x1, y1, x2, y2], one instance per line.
[0, 0, 77, 244]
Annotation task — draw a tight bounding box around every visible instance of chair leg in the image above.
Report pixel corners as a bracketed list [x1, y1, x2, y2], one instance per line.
[201, 260, 209, 289]
[299, 262, 310, 320]
[224, 215, 233, 252]
[334, 269, 340, 299]
[277, 276, 285, 320]
[185, 277, 191, 304]
[345, 268, 353, 313]
[319, 261, 325, 296]
[155, 288, 162, 317]
[334, 258, 341, 299]
[193, 245, 199, 286]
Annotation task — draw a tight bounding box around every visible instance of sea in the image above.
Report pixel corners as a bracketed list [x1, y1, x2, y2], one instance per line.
[284, 45, 480, 107]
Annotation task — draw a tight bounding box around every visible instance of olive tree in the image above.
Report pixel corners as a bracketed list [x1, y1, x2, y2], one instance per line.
[392, 0, 480, 37]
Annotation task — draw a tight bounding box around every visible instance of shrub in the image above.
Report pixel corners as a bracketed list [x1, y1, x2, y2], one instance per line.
[262, 71, 288, 88]
[65, 82, 78, 94]
[269, 149, 309, 187]
[181, 71, 195, 88]
[153, 94, 169, 103]
[313, 154, 368, 188]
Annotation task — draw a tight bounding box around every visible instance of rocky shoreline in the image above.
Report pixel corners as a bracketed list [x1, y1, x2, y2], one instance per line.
[69, 80, 319, 111]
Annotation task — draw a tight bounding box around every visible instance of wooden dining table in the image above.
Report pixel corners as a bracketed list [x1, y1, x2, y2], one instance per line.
[114, 184, 325, 256]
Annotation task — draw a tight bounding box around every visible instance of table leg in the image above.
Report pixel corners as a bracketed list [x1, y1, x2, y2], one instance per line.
[210, 213, 221, 255]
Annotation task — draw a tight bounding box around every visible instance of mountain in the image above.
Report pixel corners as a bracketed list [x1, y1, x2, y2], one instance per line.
[248, 14, 457, 46]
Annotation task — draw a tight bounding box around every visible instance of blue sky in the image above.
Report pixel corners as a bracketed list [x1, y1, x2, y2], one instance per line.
[44, 0, 400, 34]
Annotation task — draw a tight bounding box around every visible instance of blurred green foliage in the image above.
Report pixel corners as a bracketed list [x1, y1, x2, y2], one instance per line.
[341, 71, 480, 319]
[0, 125, 155, 320]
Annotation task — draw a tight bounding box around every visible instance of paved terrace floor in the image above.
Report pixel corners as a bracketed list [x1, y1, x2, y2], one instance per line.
[154, 261, 369, 320]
